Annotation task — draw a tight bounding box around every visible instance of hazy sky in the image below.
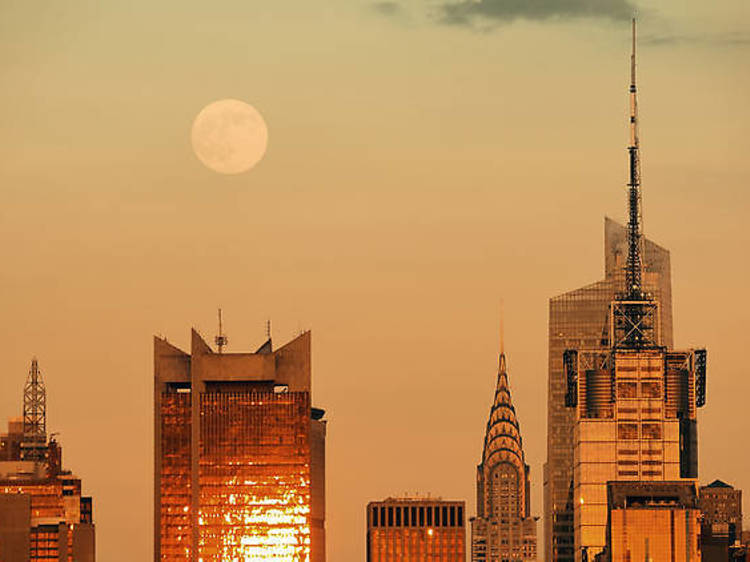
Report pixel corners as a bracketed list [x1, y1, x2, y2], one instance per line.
[1, 1, 748, 560]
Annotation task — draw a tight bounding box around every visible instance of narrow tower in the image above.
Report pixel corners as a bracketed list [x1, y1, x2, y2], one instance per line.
[21, 358, 47, 461]
[471, 325, 537, 561]
[610, 18, 660, 350]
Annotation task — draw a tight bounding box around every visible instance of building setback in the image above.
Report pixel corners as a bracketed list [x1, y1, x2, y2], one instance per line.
[0, 359, 95, 562]
[154, 328, 326, 562]
[471, 348, 537, 561]
[605, 481, 700, 561]
[367, 498, 465, 562]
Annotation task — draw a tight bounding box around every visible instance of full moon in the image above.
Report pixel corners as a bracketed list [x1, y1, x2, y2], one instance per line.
[191, 99, 268, 175]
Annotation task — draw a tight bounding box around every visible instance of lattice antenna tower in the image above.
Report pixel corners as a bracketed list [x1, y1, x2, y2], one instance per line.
[215, 308, 228, 353]
[625, 18, 645, 300]
[22, 357, 47, 460]
[611, 19, 660, 349]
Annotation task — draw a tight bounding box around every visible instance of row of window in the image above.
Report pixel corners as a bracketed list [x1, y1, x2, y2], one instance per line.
[617, 422, 662, 440]
[617, 381, 662, 399]
[371, 505, 464, 528]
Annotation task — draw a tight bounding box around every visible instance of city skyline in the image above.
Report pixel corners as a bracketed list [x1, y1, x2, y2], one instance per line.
[1, 1, 749, 560]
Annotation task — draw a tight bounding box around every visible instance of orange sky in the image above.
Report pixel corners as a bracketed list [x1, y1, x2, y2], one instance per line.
[0, 2, 748, 560]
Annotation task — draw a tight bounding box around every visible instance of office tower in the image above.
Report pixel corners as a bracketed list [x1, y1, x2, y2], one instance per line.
[0, 358, 96, 562]
[471, 346, 537, 561]
[700, 480, 744, 561]
[366, 497, 465, 561]
[562, 22, 707, 561]
[543, 47, 673, 560]
[154, 327, 326, 562]
[605, 481, 700, 561]
[544, 218, 672, 562]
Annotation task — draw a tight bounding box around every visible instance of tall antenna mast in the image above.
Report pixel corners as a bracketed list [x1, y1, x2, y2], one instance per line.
[626, 18, 644, 300]
[498, 300, 507, 373]
[21, 357, 47, 461]
[611, 18, 660, 349]
[215, 308, 228, 353]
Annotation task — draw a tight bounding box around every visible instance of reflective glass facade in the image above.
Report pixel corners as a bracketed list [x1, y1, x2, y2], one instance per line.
[159, 393, 192, 560]
[198, 392, 311, 561]
[154, 329, 325, 562]
[544, 218, 672, 562]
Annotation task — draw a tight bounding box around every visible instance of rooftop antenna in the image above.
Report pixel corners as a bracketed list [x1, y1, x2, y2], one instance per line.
[499, 299, 505, 355]
[498, 300, 507, 373]
[215, 308, 228, 353]
[625, 17, 645, 301]
[21, 357, 47, 461]
[266, 318, 272, 341]
[611, 18, 659, 349]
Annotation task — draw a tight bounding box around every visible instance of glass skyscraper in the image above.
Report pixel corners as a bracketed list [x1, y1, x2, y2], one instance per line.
[543, 218, 673, 562]
[154, 329, 326, 562]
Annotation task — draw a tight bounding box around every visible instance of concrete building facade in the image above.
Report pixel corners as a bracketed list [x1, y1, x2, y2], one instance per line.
[700, 480, 744, 561]
[700, 480, 743, 540]
[154, 328, 326, 562]
[367, 497, 465, 562]
[471, 350, 537, 561]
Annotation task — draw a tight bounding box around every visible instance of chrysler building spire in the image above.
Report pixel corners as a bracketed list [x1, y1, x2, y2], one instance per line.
[471, 331, 537, 561]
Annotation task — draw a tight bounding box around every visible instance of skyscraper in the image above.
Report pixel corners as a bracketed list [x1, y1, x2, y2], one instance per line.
[154, 327, 326, 562]
[544, 214, 673, 561]
[564, 21, 706, 560]
[471, 346, 537, 561]
[367, 497, 466, 561]
[0, 359, 96, 562]
[543, 39, 674, 562]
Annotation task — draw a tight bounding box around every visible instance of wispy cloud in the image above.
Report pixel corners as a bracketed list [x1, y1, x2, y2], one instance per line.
[370, 1, 402, 17]
[438, 0, 636, 27]
[641, 30, 750, 46]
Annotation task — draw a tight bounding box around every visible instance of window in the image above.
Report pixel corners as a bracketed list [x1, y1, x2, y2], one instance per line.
[617, 382, 638, 398]
[641, 381, 661, 398]
[617, 423, 638, 440]
[642, 423, 661, 439]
